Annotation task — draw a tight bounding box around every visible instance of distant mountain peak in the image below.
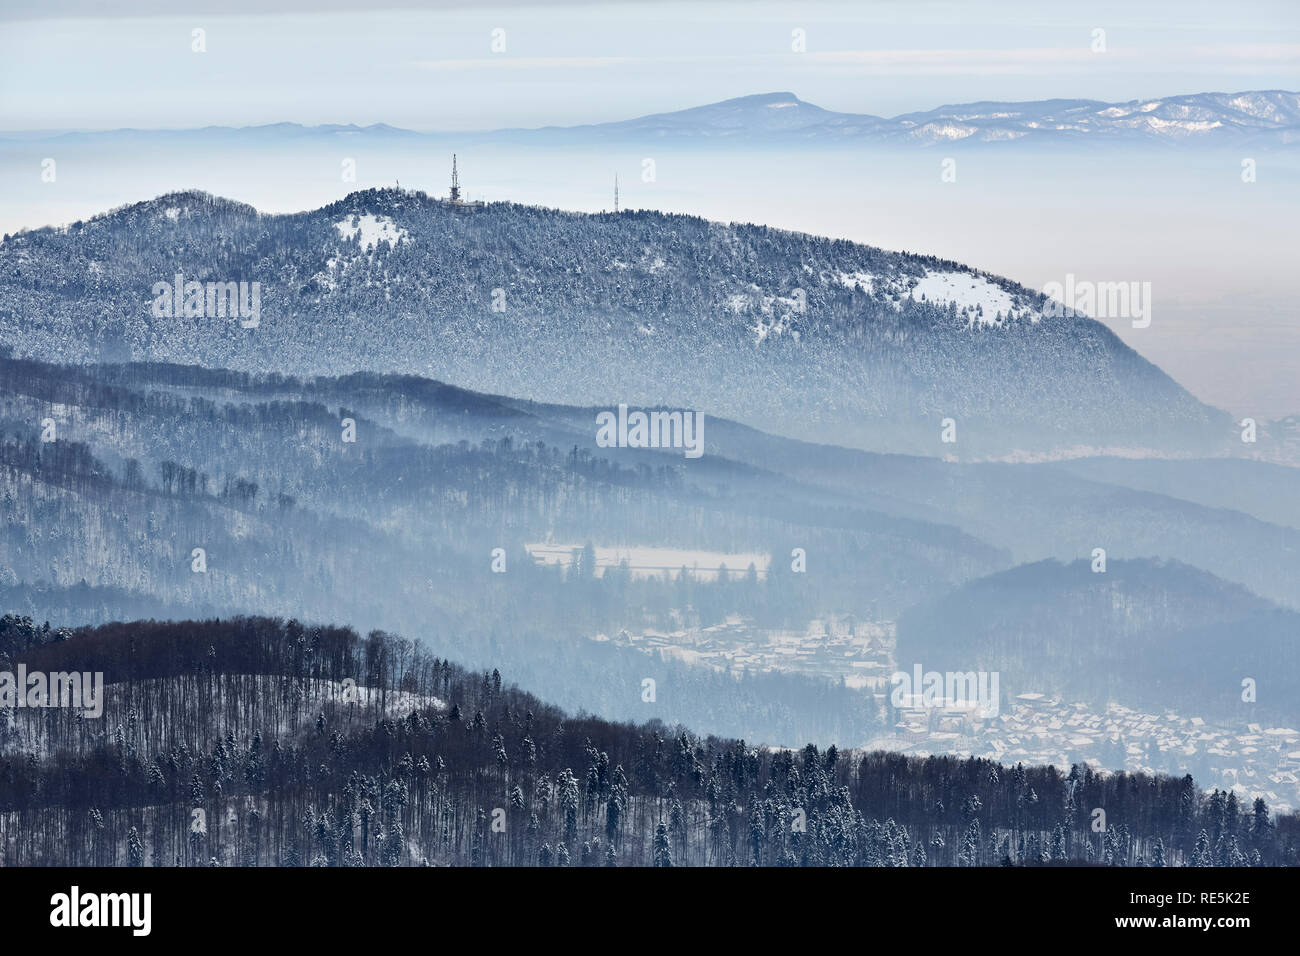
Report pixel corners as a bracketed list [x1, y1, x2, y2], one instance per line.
[724, 91, 802, 105]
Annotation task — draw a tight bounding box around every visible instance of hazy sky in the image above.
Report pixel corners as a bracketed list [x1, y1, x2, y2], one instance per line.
[1, 0, 1297, 129]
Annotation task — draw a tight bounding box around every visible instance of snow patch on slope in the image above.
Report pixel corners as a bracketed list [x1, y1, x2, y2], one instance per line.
[838, 271, 875, 292]
[908, 269, 1024, 327]
[334, 214, 409, 251]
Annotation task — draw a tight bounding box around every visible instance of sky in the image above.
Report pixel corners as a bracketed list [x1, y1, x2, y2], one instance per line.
[0, 0, 1297, 130]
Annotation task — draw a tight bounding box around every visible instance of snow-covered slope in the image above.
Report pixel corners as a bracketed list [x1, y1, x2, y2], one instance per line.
[0, 189, 1230, 458]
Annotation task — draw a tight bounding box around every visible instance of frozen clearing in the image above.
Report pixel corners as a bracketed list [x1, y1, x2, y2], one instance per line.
[909, 269, 1018, 326]
[334, 213, 409, 251]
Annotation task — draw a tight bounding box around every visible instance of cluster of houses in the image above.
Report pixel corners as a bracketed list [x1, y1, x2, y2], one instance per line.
[597, 613, 1300, 813]
[881, 692, 1300, 814]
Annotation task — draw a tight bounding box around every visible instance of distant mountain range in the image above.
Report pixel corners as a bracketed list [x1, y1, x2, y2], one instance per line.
[555, 90, 1300, 147]
[4, 89, 1297, 149]
[0, 188, 1236, 458]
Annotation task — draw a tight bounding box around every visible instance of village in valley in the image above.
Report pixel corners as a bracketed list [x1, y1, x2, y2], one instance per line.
[597, 614, 1300, 814]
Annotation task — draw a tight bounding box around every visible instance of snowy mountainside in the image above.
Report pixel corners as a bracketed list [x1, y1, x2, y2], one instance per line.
[0, 189, 1229, 457]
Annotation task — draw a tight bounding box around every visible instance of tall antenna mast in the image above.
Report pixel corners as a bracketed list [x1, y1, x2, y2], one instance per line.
[614, 172, 619, 213]
[449, 154, 461, 204]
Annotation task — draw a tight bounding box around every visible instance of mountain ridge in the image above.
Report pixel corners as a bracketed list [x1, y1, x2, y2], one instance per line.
[3, 88, 1296, 147]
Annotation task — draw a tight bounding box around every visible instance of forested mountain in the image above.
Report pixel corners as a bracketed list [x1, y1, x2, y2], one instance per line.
[0, 188, 1232, 458]
[2, 616, 1295, 867]
[897, 558, 1300, 724]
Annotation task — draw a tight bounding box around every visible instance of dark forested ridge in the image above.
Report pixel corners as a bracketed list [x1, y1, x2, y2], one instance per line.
[1, 614, 1294, 868]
